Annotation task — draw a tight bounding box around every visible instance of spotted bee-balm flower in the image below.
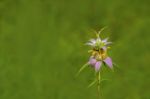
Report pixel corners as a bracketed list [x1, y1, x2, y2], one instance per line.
[77, 28, 113, 75]
[86, 33, 113, 72]
[77, 28, 115, 98]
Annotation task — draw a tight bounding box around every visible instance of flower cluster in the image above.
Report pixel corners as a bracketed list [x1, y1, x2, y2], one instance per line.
[86, 30, 113, 72]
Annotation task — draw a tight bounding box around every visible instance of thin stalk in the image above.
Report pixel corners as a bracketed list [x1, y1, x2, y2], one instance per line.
[97, 71, 101, 99]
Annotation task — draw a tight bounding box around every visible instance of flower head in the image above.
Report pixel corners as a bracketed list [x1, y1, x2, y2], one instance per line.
[86, 30, 113, 72]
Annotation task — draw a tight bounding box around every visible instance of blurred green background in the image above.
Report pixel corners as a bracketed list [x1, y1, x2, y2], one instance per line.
[0, 0, 150, 99]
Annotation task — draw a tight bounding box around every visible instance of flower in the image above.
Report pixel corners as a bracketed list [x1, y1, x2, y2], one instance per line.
[86, 31, 113, 72]
[77, 28, 115, 90]
[88, 47, 113, 72]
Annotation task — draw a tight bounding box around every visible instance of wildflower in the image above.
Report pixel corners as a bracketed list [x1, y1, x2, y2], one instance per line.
[88, 47, 113, 72]
[86, 30, 113, 72]
[77, 28, 115, 98]
[77, 28, 114, 75]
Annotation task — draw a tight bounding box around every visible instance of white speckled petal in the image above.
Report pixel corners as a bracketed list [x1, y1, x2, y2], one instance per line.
[105, 42, 112, 45]
[86, 39, 97, 46]
[102, 38, 109, 43]
[90, 39, 96, 44]
[85, 42, 94, 46]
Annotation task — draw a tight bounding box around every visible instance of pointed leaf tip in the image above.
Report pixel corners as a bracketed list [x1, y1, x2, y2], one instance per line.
[98, 26, 107, 35]
[87, 79, 97, 88]
[76, 63, 89, 77]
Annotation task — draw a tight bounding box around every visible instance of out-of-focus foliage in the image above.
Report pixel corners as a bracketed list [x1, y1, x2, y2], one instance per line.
[0, 0, 149, 99]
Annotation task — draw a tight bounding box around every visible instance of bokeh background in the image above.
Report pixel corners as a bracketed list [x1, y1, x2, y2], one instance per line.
[0, 0, 150, 99]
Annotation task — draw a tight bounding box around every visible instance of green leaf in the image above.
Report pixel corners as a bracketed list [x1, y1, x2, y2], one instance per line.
[76, 63, 89, 77]
[87, 79, 97, 88]
[113, 62, 119, 68]
[100, 79, 110, 83]
[98, 26, 107, 35]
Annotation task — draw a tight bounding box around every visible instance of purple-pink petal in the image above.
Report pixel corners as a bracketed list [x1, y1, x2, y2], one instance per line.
[104, 57, 113, 69]
[95, 61, 102, 72]
[89, 57, 97, 66]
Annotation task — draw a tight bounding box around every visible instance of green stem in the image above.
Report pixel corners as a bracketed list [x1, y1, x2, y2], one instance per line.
[97, 71, 101, 99]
